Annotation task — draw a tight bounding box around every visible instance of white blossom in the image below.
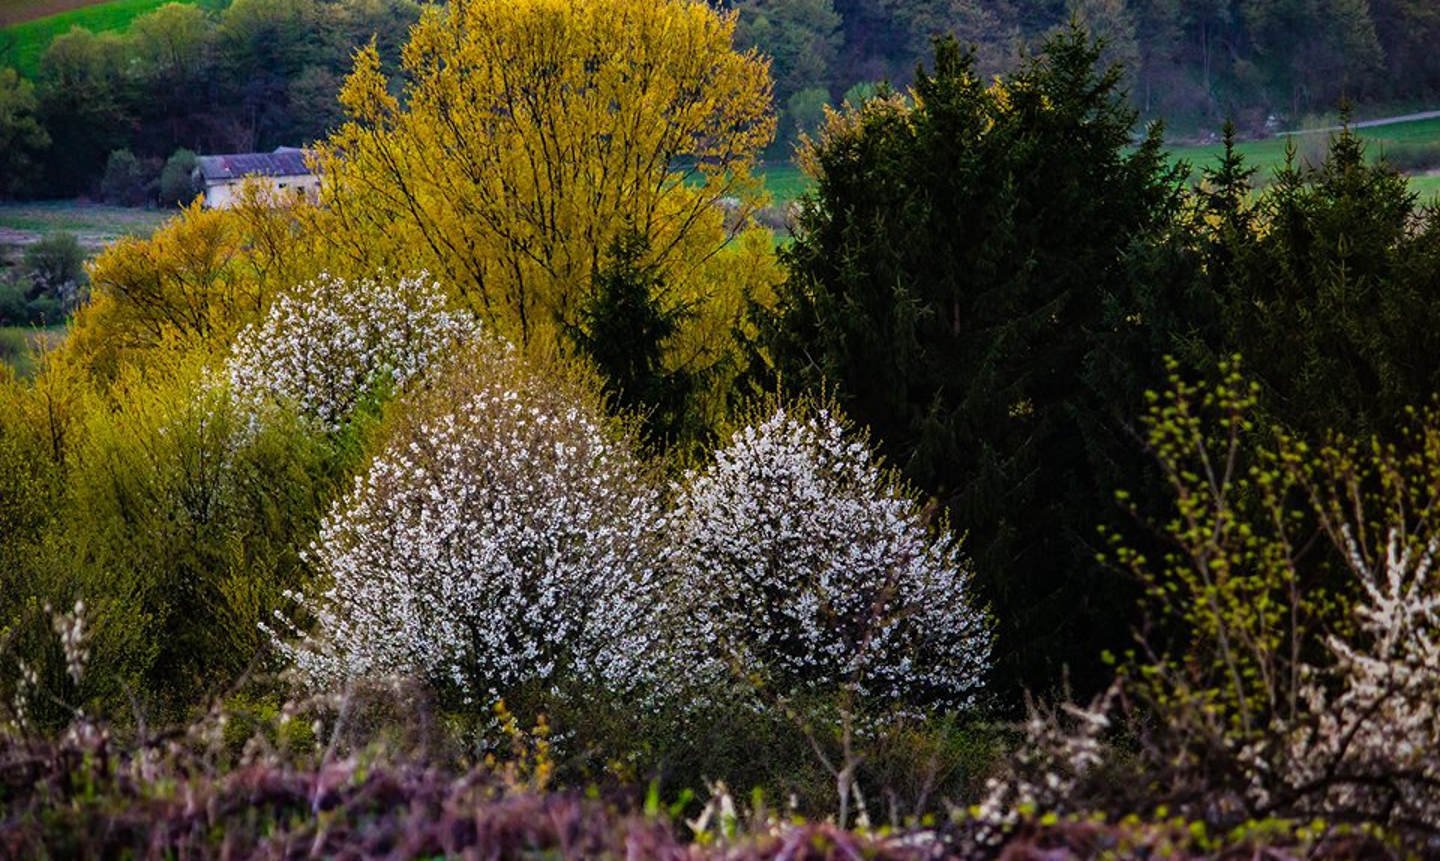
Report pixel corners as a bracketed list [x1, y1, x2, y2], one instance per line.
[974, 686, 1119, 842]
[1282, 526, 1440, 824]
[272, 341, 665, 703]
[226, 271, 480, 431]
[667, 406, 992, 710]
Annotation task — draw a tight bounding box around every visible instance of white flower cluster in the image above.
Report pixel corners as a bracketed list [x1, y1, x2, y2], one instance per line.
[974, 687, 1119, 842]
[1282, 526, 1440, 824]
[226, 272, 480, 431]
[277, 387, 993, 717]
[668, 407, 993, 709]
[275, 343, 665, 702]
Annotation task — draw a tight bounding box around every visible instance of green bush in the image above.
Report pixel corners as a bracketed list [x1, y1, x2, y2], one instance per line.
[0, 278, 28, 324]
[22, 231, 86, 293]
[99, 149, 152, 207]
[4, 357, 363, 727]
[158, 148, 200, 207]
[0, 328, 25, 365]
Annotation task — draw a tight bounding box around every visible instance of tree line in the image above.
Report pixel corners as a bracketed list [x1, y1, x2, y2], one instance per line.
[8, 0, 1440, 200]
[0, 0, 426, 199]
[727, 0, 1440, 148]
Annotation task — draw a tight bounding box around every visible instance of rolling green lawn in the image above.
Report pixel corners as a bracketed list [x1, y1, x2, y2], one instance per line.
[0, 0, 198, 77]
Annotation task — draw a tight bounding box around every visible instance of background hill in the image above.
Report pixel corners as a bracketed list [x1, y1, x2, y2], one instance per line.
[3, 0, 1440, 203]
[0, 0, 198, 75]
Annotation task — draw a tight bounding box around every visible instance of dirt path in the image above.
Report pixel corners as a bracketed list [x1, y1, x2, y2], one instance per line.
[1280, 109, 1440, 136]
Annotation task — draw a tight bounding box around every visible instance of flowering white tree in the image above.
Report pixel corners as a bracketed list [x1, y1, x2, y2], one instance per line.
[668, 406, 993, 711]
[273, 342, 666, 703]
[226, 272, 480, 431]
[1280, 527, 1440, 826]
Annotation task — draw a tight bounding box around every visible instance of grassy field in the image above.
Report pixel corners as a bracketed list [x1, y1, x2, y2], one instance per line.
[1168, 116, 1440, 180]
[757, 163, 810, 204]
[0, 201, 171, 246]
[0, 0, 197, 77]
[1409, 173, 1440, 205]
[757, 116, 1440, 206]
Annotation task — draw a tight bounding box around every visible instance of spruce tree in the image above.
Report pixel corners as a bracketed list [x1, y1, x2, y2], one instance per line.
[755, 26, 1190, 704]
[1213, 120, 1440, 440]
[571, 230, 699, 452]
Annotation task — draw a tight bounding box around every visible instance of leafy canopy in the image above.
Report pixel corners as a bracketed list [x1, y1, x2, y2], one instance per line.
[314, 0, 777, 349]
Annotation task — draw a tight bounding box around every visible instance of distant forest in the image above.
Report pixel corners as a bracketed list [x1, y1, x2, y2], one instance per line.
[732, 0, 1440, 143]
[3, 0, 1440, 200]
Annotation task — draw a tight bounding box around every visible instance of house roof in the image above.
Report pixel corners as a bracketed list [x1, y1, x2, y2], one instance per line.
[195, 148, 314, 182]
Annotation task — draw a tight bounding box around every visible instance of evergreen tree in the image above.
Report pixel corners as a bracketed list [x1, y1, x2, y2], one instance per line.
[754, 26, 1191, 704]
[1210, 121, 1440, 440]
[571, 231, 699, 452]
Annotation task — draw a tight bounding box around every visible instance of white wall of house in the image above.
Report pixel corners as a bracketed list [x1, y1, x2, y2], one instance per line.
[202, 174, 322, 209]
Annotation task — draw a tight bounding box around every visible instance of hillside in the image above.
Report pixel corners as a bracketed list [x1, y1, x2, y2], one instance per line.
[0, 0, 104, 27]
[0, 0, 193, 76]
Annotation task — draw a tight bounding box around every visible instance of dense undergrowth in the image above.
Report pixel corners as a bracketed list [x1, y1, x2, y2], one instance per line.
[0, 718, 1407, 860]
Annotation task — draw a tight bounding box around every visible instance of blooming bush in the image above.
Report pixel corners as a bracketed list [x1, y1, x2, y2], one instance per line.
[273, 342, 665, 703]
[668, 405, 992, 711]
[1283, 527, 1440, 827]
[1107, 362, 1440, 835]
[226, 272, 480, 430]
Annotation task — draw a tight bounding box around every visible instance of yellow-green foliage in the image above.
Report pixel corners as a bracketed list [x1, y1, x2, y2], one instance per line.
[1107, 356, 1440, 809]
[1103, 359, 1341, 766]
[1, 351, 361, 725]
[1109, 359, 1316, 736]
[70, 187, 338, 379]
[312, 0, 780, 364]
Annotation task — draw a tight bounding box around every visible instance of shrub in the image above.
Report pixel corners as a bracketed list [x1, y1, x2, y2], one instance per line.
[668, 404, 992, 712]
[0, 328, 25, 365]
[1103, 359, 1440, 834]
[158, 148, 200, 207]
[3, 356, 348, 725]
[1285, 525, 1440, 828]
[99, 149, 151, 207]
[275, 341, 665, 707]
[0, 277, 28, 325]
[21, 231, 87, 312]
[225, 272, 481, 431]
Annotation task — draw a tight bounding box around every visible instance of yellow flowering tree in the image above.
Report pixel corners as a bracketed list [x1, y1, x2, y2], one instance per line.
[314, 0, 778, 350]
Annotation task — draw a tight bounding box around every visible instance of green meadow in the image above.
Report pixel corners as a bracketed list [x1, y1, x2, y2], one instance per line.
[0, 0, 198, 77]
